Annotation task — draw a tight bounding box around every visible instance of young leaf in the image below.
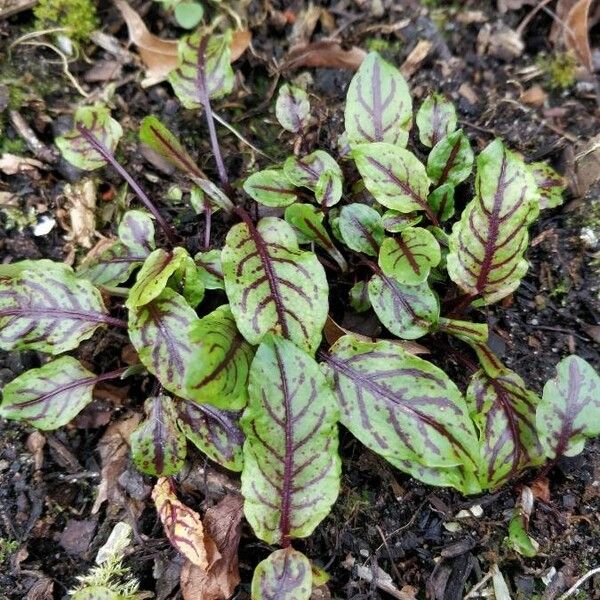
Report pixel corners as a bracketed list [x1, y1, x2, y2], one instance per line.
[529, 161, 566, 209]
[0, 357, 97, 430]
[193, 178, 235, 213]
[416, 93, 457, 148]
[338, 203, 384, 256]
[243, 169, 298, 208]
[536, 355, 600, 459]
[284, 204, 348, 272]
[126, 247, 188, 309]
[252, 548, 312, 600]
[195, 249, 224, 290]
[315, 170, 343, 208]
[349, 280, 371, 312]
[128, 288, 199, 398]
[466, 369, 544, 489]
[178, 255, 205, 308]
[447, 139, 540, 304]
[77, 241, 144, 287]
[344, 52, 412, 148]
[168, 29, 235, 109]
[222, 217, 328, 354]
[427, 129, 474, 187]
[437, 317, 488, 344]
[322, 335, 480, 493]
[185, 305, 254, 410]
[56, 105, 123, 170]
[177, 401, 244, 472]
[352, 143, 434, 220]
[507, 511, 539, 557]
[0, 263, 113, 354]
[378, 227, 441, 285]
[381, 210, 423, 233]
[428, 183, 455, 222]
[368, 271, 438, 339]
[276, 84, 311, 134]
[117, 209, 156, 255]
[131, 395, 186, 476]
[241, 335, 340, 546]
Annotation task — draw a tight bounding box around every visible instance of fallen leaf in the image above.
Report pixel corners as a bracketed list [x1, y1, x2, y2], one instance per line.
[26, 431, 46, 471]
[520, 84, 547, 107]
[572, 133, 600, 196]
[530, 476, 551, 503]
[0, 153, 44, 175]
[478, 23, 524, 60]
[284, 40, 367, 71]
[400, 39, 432, 79]
[231, 29, 252, 61]
[564, 0, 593, 71]
[59, 518, 97, 555]
[61, 179, 97, 249]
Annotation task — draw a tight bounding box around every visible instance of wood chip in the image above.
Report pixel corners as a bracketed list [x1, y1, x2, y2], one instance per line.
[400, 40, 432, 79]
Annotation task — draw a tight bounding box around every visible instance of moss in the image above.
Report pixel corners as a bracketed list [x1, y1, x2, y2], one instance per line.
[538, 51, 578, 90]
[365, 37, 404, 54]
[33, 0, 98, 42]
[0, 539, 19, 565]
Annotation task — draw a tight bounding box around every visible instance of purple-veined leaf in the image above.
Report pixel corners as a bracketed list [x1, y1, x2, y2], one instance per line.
[428, 183, 455, 222]
[469, 342, 506, 378]
[344, 51, 412, 148]
[194, 249, 224, 290]
[126, 247, 188, 309]
[56, 105, 122, 170]
[243, 169, 299, 208]
[252, 548, 312, 600]
[378, 226, 441, 285]
[466, 369, 544, 489]
[437, 317, 488, 344]
[368, 271, 438, 339]
[315, 170, 343, 208]
[276, 84, 311, 134]
[338, 203, 384, 256]
[447, 139, 540, 304]
[427, 129, 474, 188]
[177, 401, 244, 472]
[128, 288, 199, 398]
[381, 210, 423, 233]
[185, 305, 254, 410]
[179, 255, 205, 308]
[241, 335, 341, 545]
[168, 29, 234, 109]
[0, 262, 114, 354]
[77, 241, 144, 287]
[352, 143, 435, 222]
[193, 177, 235, 213]
[537, 355, 600, 459]
[529, 161, 566, 209]
[131, 395, 186, 476]
[0, 357, 98, 430]
[416, 93, 457, 148]
[321, 335, 481, 493]
[222, 217, 328, 354]
[349, 280, 371, 312]
[118, 209, 156, 255]
[284, 204, 348, 272]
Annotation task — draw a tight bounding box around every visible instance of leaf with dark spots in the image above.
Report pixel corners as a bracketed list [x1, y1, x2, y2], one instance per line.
[349, 281, 371, 313]
[529, 161, 566, 209]
[416, 93, 457, 148]
[128, 288, 199, 399]
[427, 129, 474, 187]
[222, 217, 328, 354]
[194, 249, 224, 290]
[131, 395, 186, 476]
[338, 203, 384, 257]
[276, 84, 310, 134]
[322, 335, 481, 493]
[252, 548, 312, 600]
[241, 336, 340, 546]
[537, 356, 600, 459]
[243, 169, 298, 208]
[118, 209, 156, 255]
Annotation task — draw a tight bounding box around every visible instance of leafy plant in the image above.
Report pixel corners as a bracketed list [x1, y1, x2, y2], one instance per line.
[1, 43, 598, 600]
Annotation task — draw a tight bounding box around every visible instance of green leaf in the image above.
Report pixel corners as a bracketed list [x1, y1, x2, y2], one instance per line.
[344, 51, 412, 148]
[222, 217, 328, 354]
[174, 0, 204, 29]
[381, 210, 422, 233]
[252, 548, 312, 600]
[126, 247, 188, 309]
[243, 169, 298, 208]
[0, 357, 97, 430]
[0, 262, 111, 354]
[177, 402, 244, 471]
[185, 305, 254, 410]
[131, 395, 186, 476]
[416, 93, 457, 148]
[77, 241, 143, 287]
[118, 209, 156, 255]
[193, 177, 234, 213]
[168, 29, 234, 109]
[284, 204, 347, 272]
[314, 170, 343, 208]
[128, 288, 199, 398]
[436, 317, 488, 344]
[378, 227, 441, 284]
[194, 249, 224, 290]
[338, 203, 384, 256]
[368, 271, 438, 339]
[427, 129, 474, 187]
[447, 139, 540, 304]
[427, 183, 455, 222]
[536, 356, 600, 459]
[241, 336, 340, 545]
[349, 280, 371, 312]
[466, 369, 544, 489]
[322, 335, 481, 493]
[179, 255, 205, 308]
[529, 161, 566, 209]
[507, 511, 539, 557]
[56, 105, 122, 170]
[352, 143, 433, 219]
[276, 84, 310, 133]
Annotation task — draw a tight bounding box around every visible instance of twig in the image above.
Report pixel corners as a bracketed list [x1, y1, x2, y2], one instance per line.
[9, 110, 57, 164]
[213, 111, 274, 161]
[557, 567, 600, 600]
[516, 0, 554, 37]
[464, 569, 494, 598]
[375, 525, 403, 584]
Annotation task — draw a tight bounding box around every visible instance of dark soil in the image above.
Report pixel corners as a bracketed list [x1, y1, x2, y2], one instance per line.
[1, 1, 599, 599]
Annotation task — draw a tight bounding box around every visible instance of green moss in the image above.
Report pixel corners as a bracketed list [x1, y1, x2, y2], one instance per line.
[365, 38, 403, 54]
[0, 136, 26, 154]
[0, 539, 19, 565]
[538, 51, 578, 90]
[33, 0, 98, 42]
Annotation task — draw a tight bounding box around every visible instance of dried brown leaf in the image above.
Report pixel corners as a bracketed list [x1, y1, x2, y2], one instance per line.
[564, 0, 593, 71]
[62, 179, 97, 249]
[400, 39, 433, 79]
[284, 40, 367, 71]
[0, 153, 44, 175]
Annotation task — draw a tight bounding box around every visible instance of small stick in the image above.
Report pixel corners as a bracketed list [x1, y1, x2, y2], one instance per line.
[9, 110, 57, 164]
[557, 567, 600, 600]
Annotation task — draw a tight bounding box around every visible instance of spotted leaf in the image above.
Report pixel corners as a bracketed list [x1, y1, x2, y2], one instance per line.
[349, 281, 371, 312]
[243, 169, 298, 208]
[241, 335, 340, 546]
[416, 93, 457, 148]
[322, 335, 481, 493]
[447, 139, 540, 304]
[222, 217, 328, 354]
[344, 52, 412, 148]
[427, 129, 474, 187]
[276, 84, 310, 133]
[338, 203, 384, 256]
[131, 395, 186, 476]
[529, 161, 566, 209]
[252, 548, 312, 600]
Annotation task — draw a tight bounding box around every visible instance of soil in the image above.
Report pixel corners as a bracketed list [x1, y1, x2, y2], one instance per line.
[1, 0, 599, 599]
